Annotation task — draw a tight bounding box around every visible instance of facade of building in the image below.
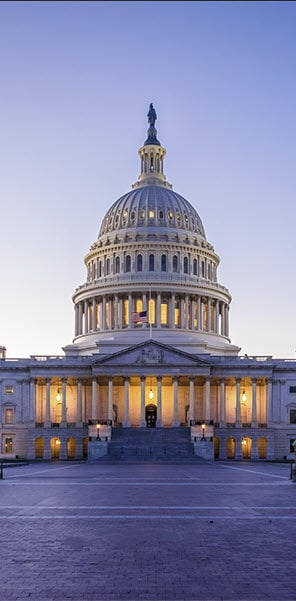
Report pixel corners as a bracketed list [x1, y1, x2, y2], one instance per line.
[1, 105, 296, 462]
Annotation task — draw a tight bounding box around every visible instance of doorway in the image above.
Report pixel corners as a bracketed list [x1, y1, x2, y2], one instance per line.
[145, 404, 157, 428]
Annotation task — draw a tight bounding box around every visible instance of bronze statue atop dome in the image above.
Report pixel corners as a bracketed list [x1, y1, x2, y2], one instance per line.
[147, 103, 157, 128]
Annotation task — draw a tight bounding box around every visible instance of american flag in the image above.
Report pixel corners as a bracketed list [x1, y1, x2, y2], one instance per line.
[131, 311, 148, 323]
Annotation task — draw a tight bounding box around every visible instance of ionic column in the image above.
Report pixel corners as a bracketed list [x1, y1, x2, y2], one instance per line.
[219, 378, 226, 427]
[235, 378, 241, 427]
[45, 378, 51, 426]
[108, 377, 113, 423]
[123, 377, 130, 427]
[225, 305, 229, 337]
[30, 378, 37, 423]
[61, 377, 67, 427]
[215, 301, 219, 334]
[84, 300, 89, 333]
[118, 297, 123, 329]
[266, 378, 273, 425]
[78, 302, 83, 335]
[205, 377, 211, 421]
[189, 377, 195, 423]
[76, 379, 83, 426]
[251, 378, 257, 427]
[156, 376, 162, 427]
[140, 376, 146, 427]
[180, 297, 185, 329]
[156, 292, 161, 328]
[172, 376, 179, 427]
[142, 293, 148, 328]
[221, 303, 226, 335]
[91, 377, 97, 421]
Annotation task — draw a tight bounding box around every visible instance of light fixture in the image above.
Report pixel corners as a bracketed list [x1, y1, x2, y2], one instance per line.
[56, 388, 61, 402]
[149, 388, 154, 400]
[242, 390, 247, 402]
[201, 423, 206, 440]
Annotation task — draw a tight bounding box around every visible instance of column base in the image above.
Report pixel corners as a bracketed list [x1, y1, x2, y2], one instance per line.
[122, 420, 131, 428]
[140, 420, 146, 428]
[44, 421, 51, 428]
[60, 421, 67, 428]
[251, 421, 258, 428]
[156, 420, 162, 428]
[172, 420, 179, 427]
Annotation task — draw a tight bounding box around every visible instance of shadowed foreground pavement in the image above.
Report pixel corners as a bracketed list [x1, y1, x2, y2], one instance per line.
[0, 460, 295, 601]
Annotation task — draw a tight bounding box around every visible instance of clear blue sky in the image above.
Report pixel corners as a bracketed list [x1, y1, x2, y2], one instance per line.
[1, 1, 296, 358]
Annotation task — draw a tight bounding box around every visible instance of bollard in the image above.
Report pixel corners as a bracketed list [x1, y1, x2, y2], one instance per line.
[291, 463, 296, 482]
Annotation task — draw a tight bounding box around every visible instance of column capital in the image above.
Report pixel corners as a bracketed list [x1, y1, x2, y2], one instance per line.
[236, 377, 241, 384]
[173, 375, 179, 383]
[140, 375, 146, 382]
[124, 376, 130, 383]
[157, 375, 162, 383]
[251, 377, 257, 384]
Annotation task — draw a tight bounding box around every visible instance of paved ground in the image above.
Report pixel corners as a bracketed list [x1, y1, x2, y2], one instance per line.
[0, 459, 295, 601]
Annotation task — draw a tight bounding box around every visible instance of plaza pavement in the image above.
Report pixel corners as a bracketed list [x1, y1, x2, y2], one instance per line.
[0, 459, 295, 601]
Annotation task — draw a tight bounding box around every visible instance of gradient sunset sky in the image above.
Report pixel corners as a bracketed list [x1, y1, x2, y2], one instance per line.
[1, 1, 295, 358]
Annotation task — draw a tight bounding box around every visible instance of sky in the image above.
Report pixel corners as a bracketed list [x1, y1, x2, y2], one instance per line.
[0, 0, 296, 359]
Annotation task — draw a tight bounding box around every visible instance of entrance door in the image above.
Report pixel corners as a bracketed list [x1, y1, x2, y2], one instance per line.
[146, 404, 157, 428]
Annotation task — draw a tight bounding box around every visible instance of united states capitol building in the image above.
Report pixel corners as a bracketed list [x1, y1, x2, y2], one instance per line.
[1, 105, 296, 462]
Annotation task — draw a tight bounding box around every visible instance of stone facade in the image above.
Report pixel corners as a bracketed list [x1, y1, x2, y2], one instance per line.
[1, 106, 296, 462]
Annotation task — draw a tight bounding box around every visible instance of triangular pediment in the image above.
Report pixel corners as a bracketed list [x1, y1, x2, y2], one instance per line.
[92, 340, 210, 369]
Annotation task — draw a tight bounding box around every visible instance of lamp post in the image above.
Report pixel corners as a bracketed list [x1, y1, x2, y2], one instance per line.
[201, 423, 206, 440]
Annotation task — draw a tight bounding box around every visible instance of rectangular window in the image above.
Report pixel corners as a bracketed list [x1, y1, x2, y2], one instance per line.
[4, 408, 14, 424]
[148, 299, 155, 325]
[160, 303, 168, 325]
[4, 437, 13, 453]
[290, 386, 296, 394]
[290, 438, 296, 453]
[5, 385, 14, 394]
[290, 410, 296, 424]
[123, 299, 129, 326]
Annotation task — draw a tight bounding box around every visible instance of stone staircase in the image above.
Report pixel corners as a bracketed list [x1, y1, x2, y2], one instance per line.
[106, 427, 198, 462]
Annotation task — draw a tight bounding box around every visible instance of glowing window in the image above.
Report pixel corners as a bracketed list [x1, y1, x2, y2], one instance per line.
[123, 299, 129, 326]
[136, 299, 143, 313]
[140, 209, 145, 219]
[5, 386, 14, 394]
[4, 408, 14, 424]
[148, 299, 155, 325]
[161, 303, 168, 325]
[4, 437, 13, 453]
[149, 210, 155, 219]
[168, 210, 173, 221]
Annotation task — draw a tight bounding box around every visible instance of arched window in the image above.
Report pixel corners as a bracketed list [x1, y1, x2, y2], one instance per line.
[98, 261, 102, 277]
[125, 255, 131, 272]
[193, 259, 197, 275]
[201, 261, 205, 277]
[173, 255, 178, 272]
[161, 255, 167, 271]
[106, 258, 110, 275]
[137, 254, 143, 272]
[115, 256, 120, 274]
[183, 257, 188, 274]
[149, 254, 154, 271]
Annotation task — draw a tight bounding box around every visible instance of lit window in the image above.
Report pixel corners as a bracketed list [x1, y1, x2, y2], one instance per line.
[123, 299, 129, 326]
[5, 386, 14, 394]
[4, 408, 14, 424]
[136, 299, 143, 313]
[148, 299, 155, 324]
[168, 210, 173, 221]
[140, 209, 145, 220]
[149, 210, 155, 219]
[4, 438, 13, 453]
[161, 303, 168, 325]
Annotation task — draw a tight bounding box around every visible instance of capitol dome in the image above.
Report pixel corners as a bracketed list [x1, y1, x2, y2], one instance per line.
[66, 105, 240, 357]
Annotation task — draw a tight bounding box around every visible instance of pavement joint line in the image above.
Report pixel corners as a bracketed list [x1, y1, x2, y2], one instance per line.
[2, 479, 290, 485]
[1, 514, 296, 519]
[218, 463, 289, 479]
[1, 505, 295, 509]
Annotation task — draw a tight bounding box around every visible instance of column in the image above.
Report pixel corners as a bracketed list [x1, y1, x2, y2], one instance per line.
[184, 295, 189, 329]
[225, 305, 229, 337]
[84, 300, 89, 333]
[219, 378, 226, 427]
[205, 377, 211, 421]
[108, 377, 113, 423]
[172, 376, 179, 427]
[251, 378, 257, 427]
[91, 377, 97, 421]
[235, 378, 241, 427]
[171, 293, 175, 328]
[207, 298, 211, 331]
[45, 378, 51, 426]
[197, 296, 201, 330]
[215, 301, 219, 334]
[189, 377, 195, 423]
[118, 297, 123, 329]
[156, 292, 161, 328]
[180, 298, 185, 329]
[76, 379, 83, 426]
[92, 298, 97, 330]
[140, 376, 146, 427]
[221, 303, 226, 335]
[128, 294, 132, 328]
[156, 376, 162, 427]
[29, 378, 37, 423]
[266, 378, 273, 425]
[142, 293, 148, 328]
[114, 294, 119, 329]
[75, 305, 79, 336]
[61, 377, 67, 427]
[102, 297, 106, 330]
[123, 377, 130, 427]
